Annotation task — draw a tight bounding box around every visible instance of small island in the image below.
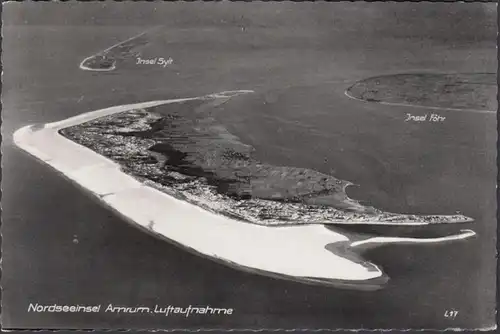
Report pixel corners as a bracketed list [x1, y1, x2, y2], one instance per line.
[346, 73, 496, 112]
[79, 30, 153, 72]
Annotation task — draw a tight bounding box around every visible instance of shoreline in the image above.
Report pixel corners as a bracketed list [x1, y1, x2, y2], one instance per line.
[59, 91, 475, 227]
[13, 91, 476, 289]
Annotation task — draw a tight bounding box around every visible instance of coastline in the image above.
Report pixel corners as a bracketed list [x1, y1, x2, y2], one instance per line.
[59, 91, 474, 227]
[13, 91, 476, 290]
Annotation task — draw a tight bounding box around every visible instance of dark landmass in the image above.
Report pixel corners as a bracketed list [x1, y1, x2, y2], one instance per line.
[346, 73, 497, 111]
[80, 30, 154, 71]
[60, 94, 472, 226]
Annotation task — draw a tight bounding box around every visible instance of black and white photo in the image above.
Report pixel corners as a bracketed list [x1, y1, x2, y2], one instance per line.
[1, 1, 497, 330]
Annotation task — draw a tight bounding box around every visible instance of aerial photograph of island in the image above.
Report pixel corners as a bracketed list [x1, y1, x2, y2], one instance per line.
[1, 1, 497, 331]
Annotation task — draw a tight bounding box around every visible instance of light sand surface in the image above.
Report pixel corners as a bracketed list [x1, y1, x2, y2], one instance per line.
[13, 92, 477, 289]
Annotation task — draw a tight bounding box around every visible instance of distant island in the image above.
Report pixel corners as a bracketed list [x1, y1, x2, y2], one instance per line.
[79, 30, 153, 72]
[346, 73, 496, 112]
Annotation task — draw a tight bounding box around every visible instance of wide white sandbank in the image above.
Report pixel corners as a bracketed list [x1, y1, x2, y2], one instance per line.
[13, 90, 475, 290]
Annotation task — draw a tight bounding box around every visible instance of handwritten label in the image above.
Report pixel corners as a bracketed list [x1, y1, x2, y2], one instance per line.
[405, 113, 446, 122]
[444, 310, 459, 319]
[136, 57, 173, 68]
